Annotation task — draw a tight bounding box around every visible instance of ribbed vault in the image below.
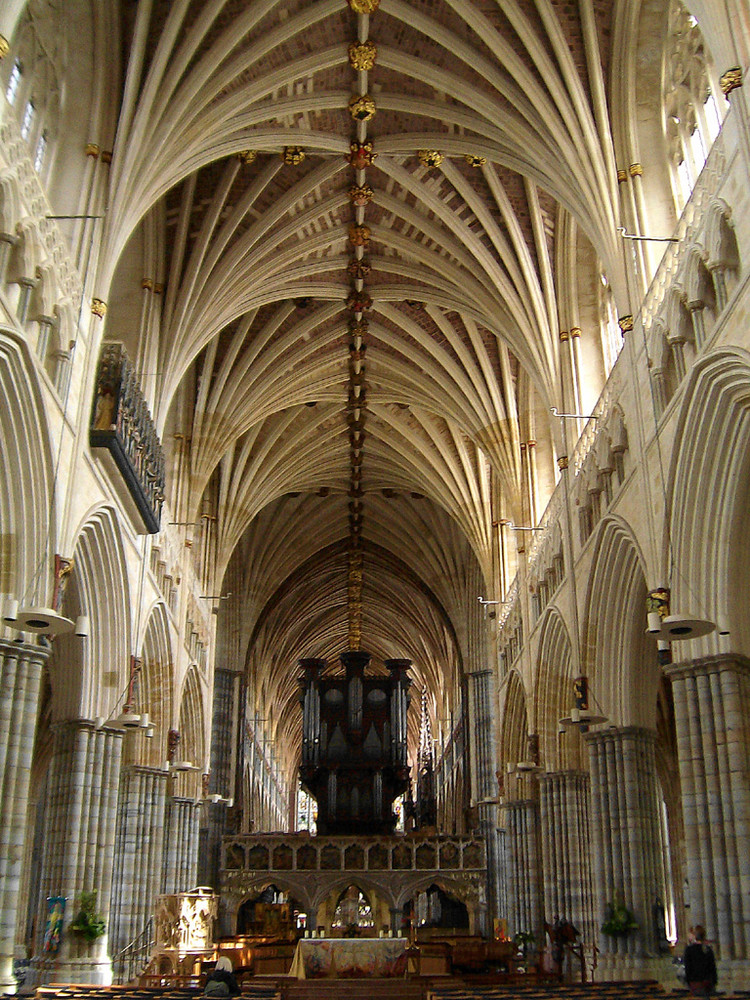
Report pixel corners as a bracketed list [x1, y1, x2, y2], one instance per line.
[97, 0, 653, 780]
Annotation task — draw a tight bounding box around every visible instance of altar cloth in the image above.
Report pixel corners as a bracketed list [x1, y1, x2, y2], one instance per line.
[289, 937, 408, 978]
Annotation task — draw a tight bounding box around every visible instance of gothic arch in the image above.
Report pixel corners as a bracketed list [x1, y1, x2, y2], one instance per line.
[135, 602, 174, 768]
[499, 669, 529, 792]
[581, 516, 654, 729]
[0, 331, 53, 606]
[175, 665, 207, 798]
[534, 608, 579, 771]
[668, 347, 750, 654]
[53, 505, 130, 721]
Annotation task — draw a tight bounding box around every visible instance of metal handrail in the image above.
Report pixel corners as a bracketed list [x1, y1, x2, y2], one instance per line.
[112, 916, 155, 985]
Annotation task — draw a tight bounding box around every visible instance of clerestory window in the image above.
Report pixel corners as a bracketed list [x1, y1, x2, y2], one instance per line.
[664, 2, 727, 213]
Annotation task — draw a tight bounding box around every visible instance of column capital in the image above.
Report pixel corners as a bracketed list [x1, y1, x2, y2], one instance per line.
[537, 768, 589, 786]
[0, 637, 51, 663]
[124, 763, 171, 779]
[583, 724, 657, 746]
[665, 651, 750, 681]
[500, 797, 538, 813]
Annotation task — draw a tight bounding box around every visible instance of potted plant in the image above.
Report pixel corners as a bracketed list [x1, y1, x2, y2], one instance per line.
[601, 897, 638, 938]
[513, 930, 536, 962]
[69, 890, 106, 942]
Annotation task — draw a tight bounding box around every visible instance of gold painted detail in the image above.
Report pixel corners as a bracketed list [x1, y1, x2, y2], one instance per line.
[349, 40, 377, 71]
[418, 149, 443, 168]
[618, 314, 634, 333]
[349, 94, 376, 122]
[0, 35, 9, 60]
[237, 150, 257, 164]
[349, 183, 373, 206]
[141, 278, 154, 291]
[557, 455, 569, 471]
[720, 66, 743, 96]
[348, 0, 380, 12]
[348, 259, 371, 279]
[559, 330, 569, 342]
[153, 283, 164, 294]
[346, 141, 376, 169]
[570, 326, 581, 338]
[646, 588, 670, 618]
[347, 291, 372, 312]
[465, 154, 486, 167]
[349, 318, 369, 338]
[348, 224, 371, 247]
[91, 298, 107, 318]
[629, 162, 643, 177]
[617, 169, 628, 183]
[101, 150, 113, 165]
[85, 143, 100, 158]
[282, 146, 305, 165]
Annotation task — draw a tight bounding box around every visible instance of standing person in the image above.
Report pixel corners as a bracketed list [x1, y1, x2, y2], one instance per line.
[684, 925, 717, 998]
[204, 956, 240, 997]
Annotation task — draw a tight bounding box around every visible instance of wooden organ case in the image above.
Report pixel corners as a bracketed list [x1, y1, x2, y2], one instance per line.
[298, 652, 411, 835]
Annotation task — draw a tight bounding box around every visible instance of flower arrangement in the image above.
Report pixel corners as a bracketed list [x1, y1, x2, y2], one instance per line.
[70, 890, 106, 941]
[601, 898, 638, 937]
[513, 930, 536, 955]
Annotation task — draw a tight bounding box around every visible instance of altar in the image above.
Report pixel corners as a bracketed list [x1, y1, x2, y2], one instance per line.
[289, 937, 408, 979]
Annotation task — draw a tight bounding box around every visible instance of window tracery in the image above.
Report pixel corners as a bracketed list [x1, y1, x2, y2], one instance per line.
[663, 2, 727, 212]
[2, 11, 60, 180]
[5, 59, 21, 105]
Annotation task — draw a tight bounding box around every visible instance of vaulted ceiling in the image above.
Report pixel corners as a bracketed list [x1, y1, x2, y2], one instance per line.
[99, 0, 640, 755]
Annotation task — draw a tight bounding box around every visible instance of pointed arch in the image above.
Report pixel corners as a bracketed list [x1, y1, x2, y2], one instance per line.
[499, 669, 529, 796]
[668, 347, 750, 654]
[136, 601, 174, 767]
[53, 505, 131, 721]
[0, 332, 54, 607]
[534, 608, 579, 771]
[581, 516, 653, 729]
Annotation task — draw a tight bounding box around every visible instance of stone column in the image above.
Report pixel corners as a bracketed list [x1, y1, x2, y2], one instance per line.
[109, 766, 168, 960]
[538, 770, 595, 944]
[585, 727, 666, 964]
[470, 669, 502, 925]
[666, 655, 750, 959]
[0, 639, 49, 993]
[496, 825, 508, 927]
[31, 721, 123, 986]
[502, 798, 541, 938]
[162, 796, 201, 895]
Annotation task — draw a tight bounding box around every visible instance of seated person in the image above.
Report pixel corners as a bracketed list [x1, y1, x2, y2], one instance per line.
[204, 956, 240, 997]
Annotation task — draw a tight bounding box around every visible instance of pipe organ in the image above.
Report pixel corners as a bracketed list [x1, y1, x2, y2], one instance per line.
[298, 652, 411, 834]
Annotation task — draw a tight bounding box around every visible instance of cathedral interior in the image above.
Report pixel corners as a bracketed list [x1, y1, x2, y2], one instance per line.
[1, 0, 750, 993]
